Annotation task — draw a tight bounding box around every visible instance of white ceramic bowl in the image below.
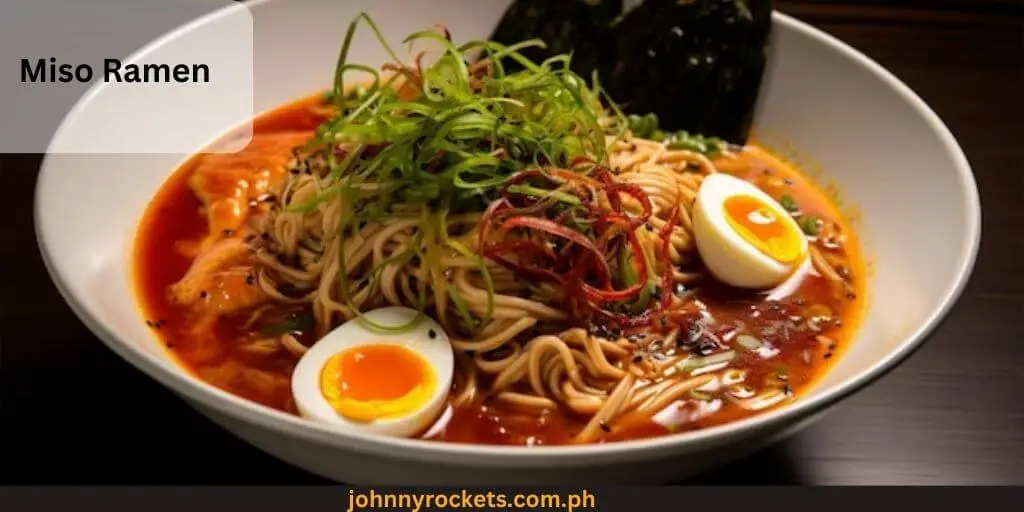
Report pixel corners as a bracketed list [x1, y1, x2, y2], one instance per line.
[35, 0, 980, 484]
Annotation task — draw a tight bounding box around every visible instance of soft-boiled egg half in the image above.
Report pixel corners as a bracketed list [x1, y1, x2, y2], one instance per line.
[291, 306, 453, 438]
[692, 173, 809, 289]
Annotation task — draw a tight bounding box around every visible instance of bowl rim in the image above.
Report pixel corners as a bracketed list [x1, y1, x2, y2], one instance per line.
[35, 8, 981, 466]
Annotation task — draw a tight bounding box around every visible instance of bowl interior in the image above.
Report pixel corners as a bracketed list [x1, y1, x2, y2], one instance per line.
[36, 0, 978, 460]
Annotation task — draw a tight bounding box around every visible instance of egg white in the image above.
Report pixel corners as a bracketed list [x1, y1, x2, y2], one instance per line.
[291, 306, 453, 438]
[692, 173, 808, 289]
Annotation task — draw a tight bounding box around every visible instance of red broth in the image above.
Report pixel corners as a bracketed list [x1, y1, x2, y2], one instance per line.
[134, 96, 866, 445]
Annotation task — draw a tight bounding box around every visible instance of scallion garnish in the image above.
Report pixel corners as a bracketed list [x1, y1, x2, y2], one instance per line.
[259, 315, 313, 337]
[799, 215, 822, 235]
[736, 334, 764, 350]
[665, 130, 727, 156]
[290, 13, 631, 334]
[779, 193, 798, 213]
[626, 113, 659, 139]
[676, 350, 736, 372]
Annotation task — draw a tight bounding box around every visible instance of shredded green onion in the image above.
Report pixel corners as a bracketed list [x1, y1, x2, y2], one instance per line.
[677, 350, 737, 372]
[446, 281, 479, 336]
[507, 184, 582, 206]
[354, 311, 426, 334]
[296, 13, 631, 333]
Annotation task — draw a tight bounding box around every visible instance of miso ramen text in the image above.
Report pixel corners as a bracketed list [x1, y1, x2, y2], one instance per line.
[20, 57, 210, 84]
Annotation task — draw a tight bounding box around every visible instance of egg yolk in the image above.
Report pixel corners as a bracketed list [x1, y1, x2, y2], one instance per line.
[723, 195, 804, 263]
[319, 344, 435, 422]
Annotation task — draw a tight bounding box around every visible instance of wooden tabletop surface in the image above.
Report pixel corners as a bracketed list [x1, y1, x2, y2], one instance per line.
[2, 0, 1022, 485]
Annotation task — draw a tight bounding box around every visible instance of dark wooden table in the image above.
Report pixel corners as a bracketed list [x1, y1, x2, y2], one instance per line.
[2, 1, 1022, 485]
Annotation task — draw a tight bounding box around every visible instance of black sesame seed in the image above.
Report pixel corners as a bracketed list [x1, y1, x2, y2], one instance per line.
[246, 274, 256, 285]
[632, 354, 643, 363]
[829, 342, 838, 350]
[824, 352, 833, 360]
[783, 178, 794, 185]
[783, 384, 793, 396]
[428, 329, 437, 340]
[145, 320, 154, 327]
[199, 290, 208, 299]
[260, 232, 270, 240]
[599, 422, 611, 433]
[645, 224, 654, 232]
[222, 228, 234, 237]
[652, 353, 667, 361]
[290, 168, 300, 175]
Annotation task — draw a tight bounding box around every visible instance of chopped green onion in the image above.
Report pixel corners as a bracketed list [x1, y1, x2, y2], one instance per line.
[799, 215, 823, 235]
[736, 334, 764, 350]
[259, 315, 313, 336]
[627, 113, 659, 139]
[666, 130, 727, 156]
[778, 193, 798, 213]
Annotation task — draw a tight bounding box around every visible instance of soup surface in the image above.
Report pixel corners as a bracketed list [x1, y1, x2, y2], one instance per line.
[135, 95, 865, 445]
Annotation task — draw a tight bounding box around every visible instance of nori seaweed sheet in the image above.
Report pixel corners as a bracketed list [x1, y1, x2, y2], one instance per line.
[489, 0, 622, 79]
[488, 0, 772, 144]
